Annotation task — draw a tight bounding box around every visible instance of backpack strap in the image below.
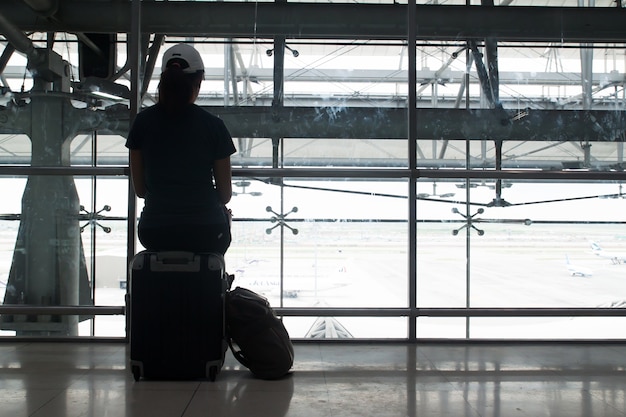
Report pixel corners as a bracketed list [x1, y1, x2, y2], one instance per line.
[227, 337, 251, 369]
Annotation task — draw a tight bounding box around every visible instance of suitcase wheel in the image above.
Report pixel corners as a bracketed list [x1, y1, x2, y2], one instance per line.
[132, 365, 141, 382]
[208, 366, 218, 382]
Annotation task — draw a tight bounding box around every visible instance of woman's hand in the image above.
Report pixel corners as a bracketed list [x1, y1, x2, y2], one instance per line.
[226, 207, 232, 226]
[214, 157, 232, 204]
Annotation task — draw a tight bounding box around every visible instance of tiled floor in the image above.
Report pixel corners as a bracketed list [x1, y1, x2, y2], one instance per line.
[1, 341, 625, 417]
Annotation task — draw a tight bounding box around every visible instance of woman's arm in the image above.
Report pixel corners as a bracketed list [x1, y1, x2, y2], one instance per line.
[213, 156, 232, 205]
[129, 149, 146, 198]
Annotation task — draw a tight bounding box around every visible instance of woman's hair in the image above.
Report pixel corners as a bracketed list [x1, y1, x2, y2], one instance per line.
[157, 64, 203, 113]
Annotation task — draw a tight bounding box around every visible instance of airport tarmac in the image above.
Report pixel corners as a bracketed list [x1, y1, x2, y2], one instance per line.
[0, 221, 625, 339]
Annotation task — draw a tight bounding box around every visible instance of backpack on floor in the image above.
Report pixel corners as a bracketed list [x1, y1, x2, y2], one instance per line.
[225, 286, 294, 379]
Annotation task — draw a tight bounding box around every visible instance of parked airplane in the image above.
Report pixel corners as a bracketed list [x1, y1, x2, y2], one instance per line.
[305, 317, 353, 339]
[565, 255, 593, 277]
[590, 241, 626, 264]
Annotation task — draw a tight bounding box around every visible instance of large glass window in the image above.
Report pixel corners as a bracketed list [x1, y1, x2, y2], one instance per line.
[0, 2, 625, 340]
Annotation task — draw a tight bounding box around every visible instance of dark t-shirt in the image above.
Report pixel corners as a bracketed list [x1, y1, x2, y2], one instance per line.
[125, 103, 236, 227]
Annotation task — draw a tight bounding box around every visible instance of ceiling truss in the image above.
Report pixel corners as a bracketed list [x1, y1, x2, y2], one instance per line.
[0, 1, 625, 170]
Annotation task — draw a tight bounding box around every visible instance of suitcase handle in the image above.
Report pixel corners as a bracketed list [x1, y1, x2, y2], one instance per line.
[151, 252, 200, 271]
[155, 251, 196, 264]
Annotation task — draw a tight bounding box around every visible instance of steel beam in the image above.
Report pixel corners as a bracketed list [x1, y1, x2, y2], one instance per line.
[1, 2, 626, 42]
[0, 103, 624, 142]
[211, 107, 626, 142]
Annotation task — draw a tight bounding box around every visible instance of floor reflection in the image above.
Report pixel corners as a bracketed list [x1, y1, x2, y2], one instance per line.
[0, 342, 625, 417]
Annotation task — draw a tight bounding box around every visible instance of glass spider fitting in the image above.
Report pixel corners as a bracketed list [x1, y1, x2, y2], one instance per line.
[265, 206, 299, 235]
[451, 206, 532, 236]
[451, 207, 485, 236]
[79, 205, 112, 233]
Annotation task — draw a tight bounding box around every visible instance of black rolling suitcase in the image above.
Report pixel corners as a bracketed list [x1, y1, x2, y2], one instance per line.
[128, 251, 228, 381]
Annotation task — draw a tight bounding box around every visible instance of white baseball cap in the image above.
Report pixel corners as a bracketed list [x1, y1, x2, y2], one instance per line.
[162, 43, 204, 74]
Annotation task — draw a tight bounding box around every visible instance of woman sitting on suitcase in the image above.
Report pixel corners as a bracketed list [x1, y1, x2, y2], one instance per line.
[126, 43, 236, 255]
